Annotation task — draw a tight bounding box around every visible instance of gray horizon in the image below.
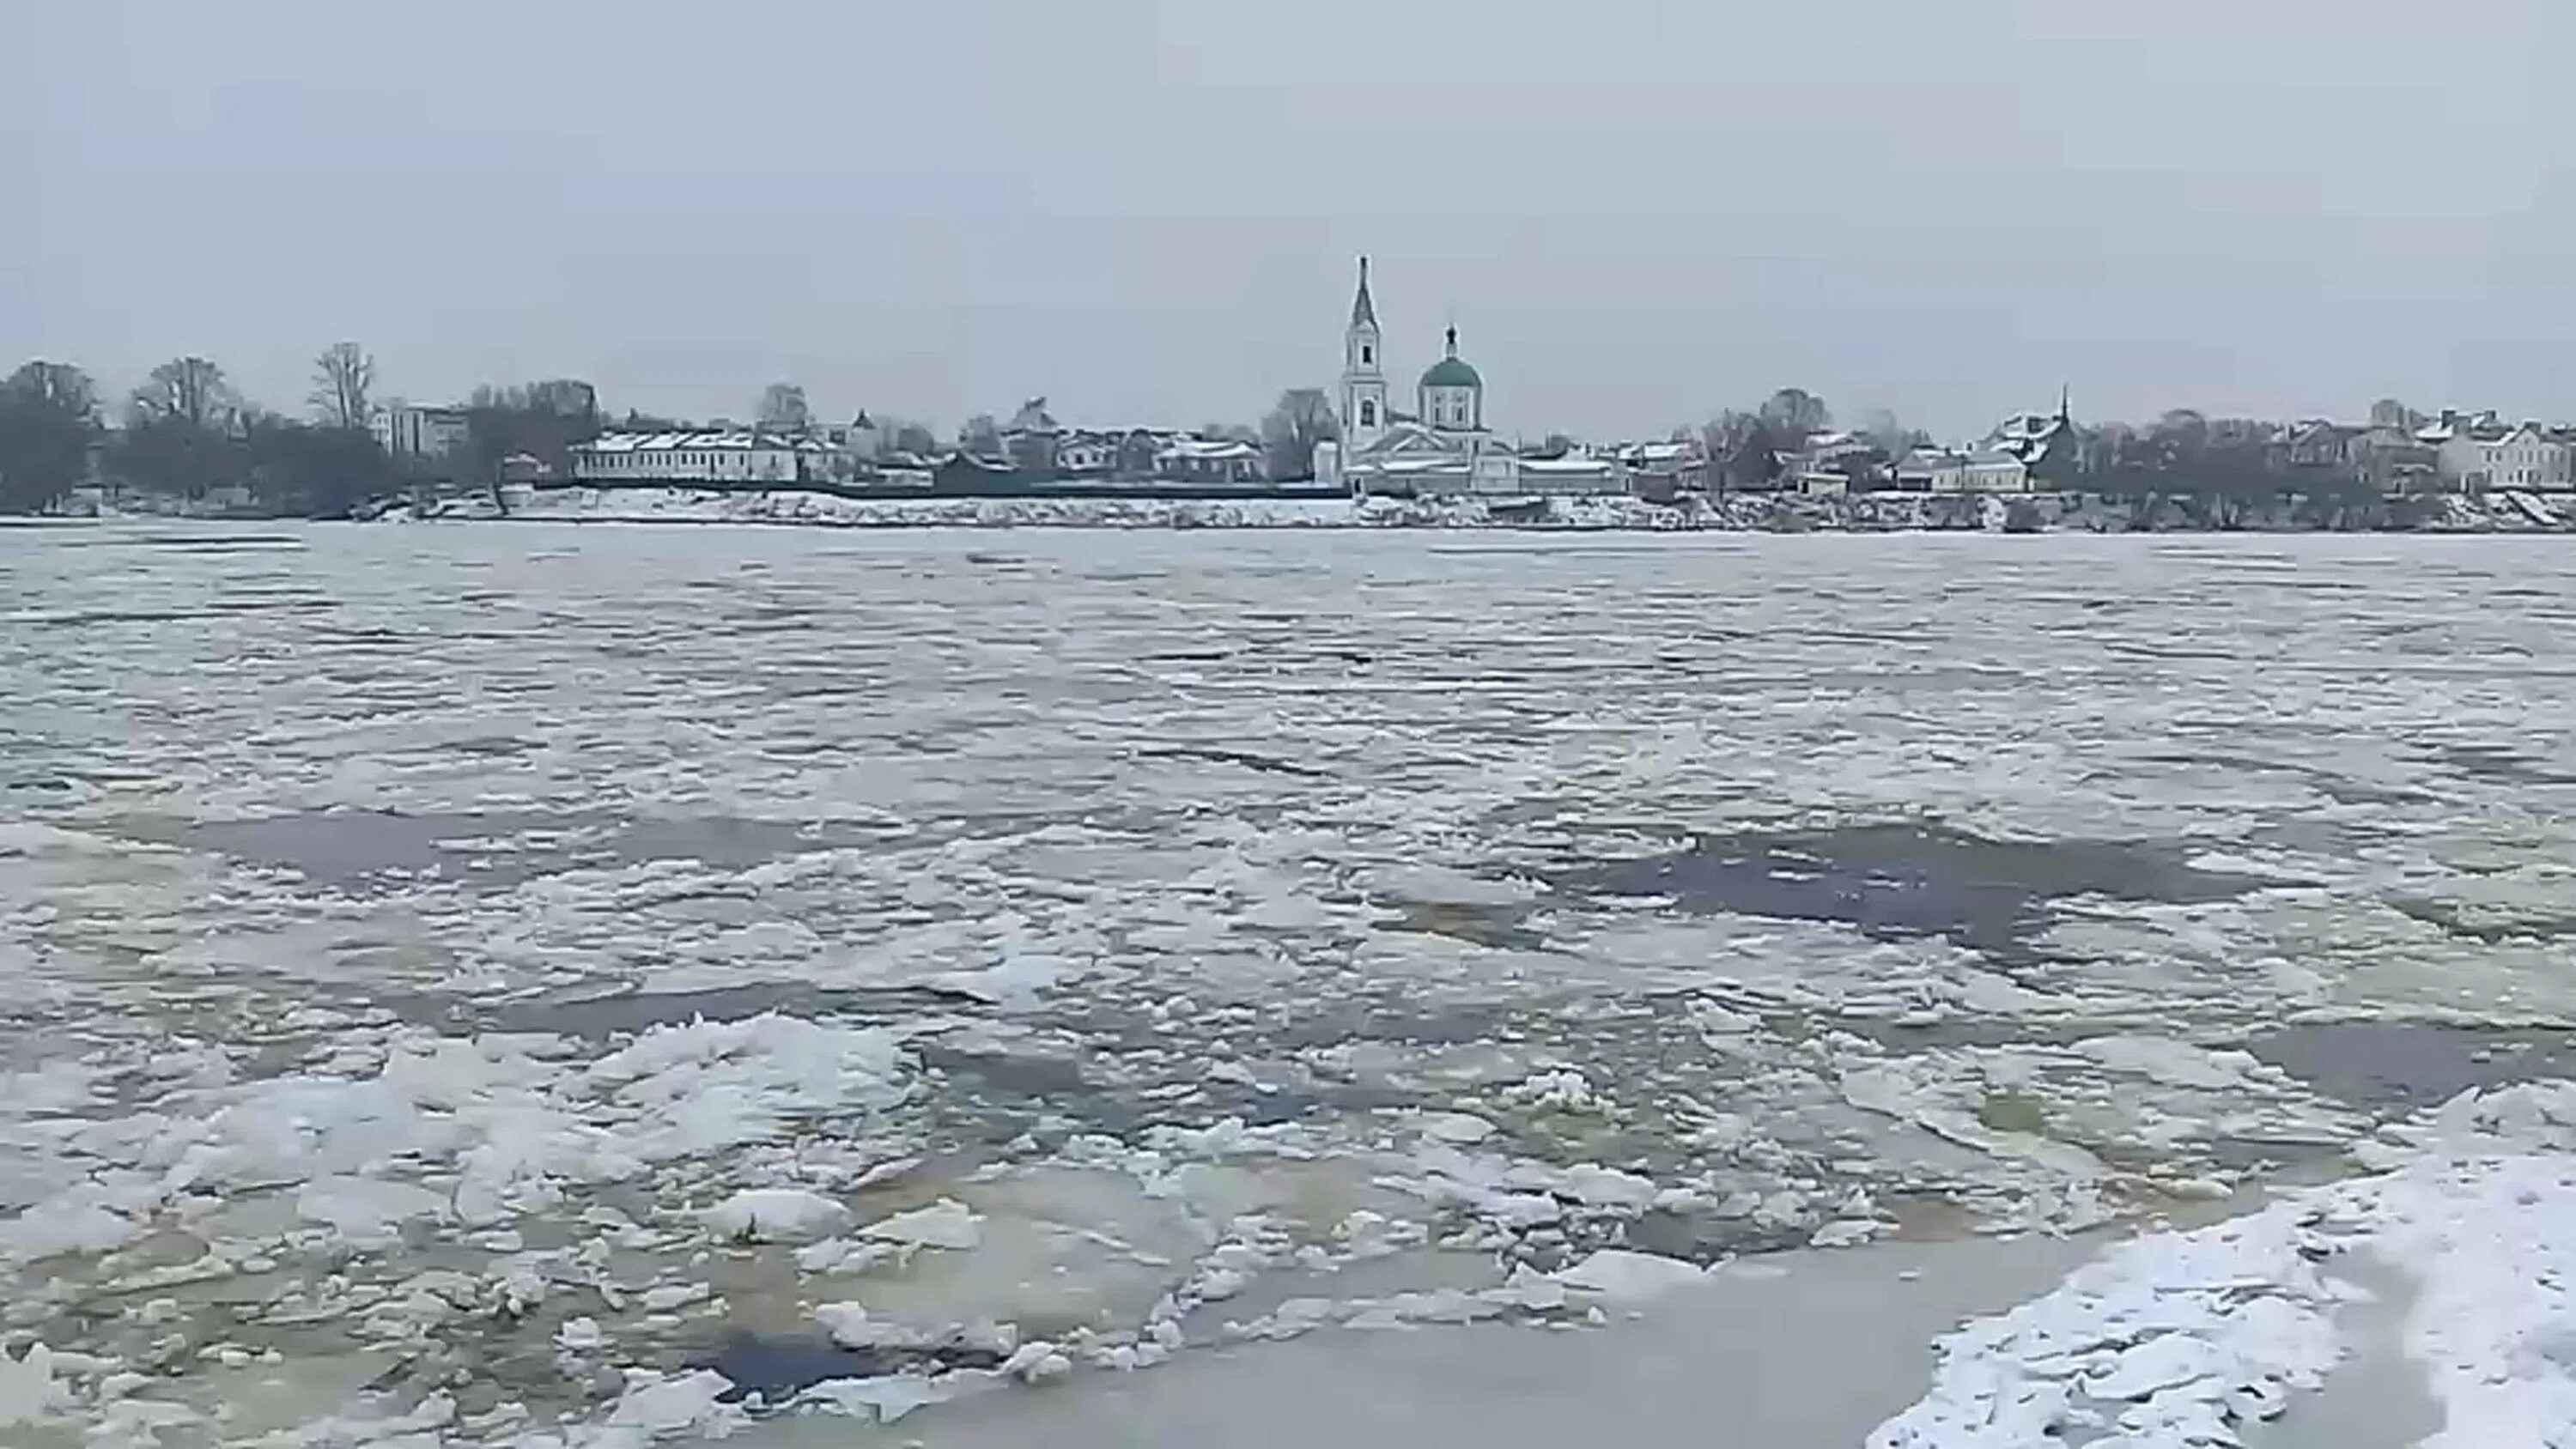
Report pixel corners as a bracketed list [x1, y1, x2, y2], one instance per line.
[10, 0, 2572, 441]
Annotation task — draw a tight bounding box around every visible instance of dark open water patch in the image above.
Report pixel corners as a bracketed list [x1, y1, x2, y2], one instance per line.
[1139, 744, 1332, 779]
[2251, 1021, 2576, 1109]
[124, 809, 560, 883]
[692, 1331, 1006, 1409]
[1558, 822, 2284, 961]
[2419, 743, 2576, 789]
[116, 809, 893, 889]
[474, 980, 984, 1038]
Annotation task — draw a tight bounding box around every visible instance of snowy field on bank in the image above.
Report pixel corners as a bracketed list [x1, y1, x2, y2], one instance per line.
[384, 484, 2576, 533]
[9, 525, 2576, 1445]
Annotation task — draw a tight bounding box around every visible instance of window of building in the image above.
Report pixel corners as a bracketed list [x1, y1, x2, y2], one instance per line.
[1359, 400, 1376, 427]
[1361, 344, 1373, 366]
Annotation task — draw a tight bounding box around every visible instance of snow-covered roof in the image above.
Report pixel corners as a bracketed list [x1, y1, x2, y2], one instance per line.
[1157, 438, 1261, 461]
[1620, 441, 1700, 464]
[578, 430, 798, 453]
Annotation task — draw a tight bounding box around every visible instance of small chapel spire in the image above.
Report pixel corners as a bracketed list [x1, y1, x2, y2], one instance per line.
[1350, 256, 1378, 330]
[1445, 324, 1459, 358]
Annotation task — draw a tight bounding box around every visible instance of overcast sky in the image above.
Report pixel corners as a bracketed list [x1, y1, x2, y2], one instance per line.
[9, 0, 2572, 440]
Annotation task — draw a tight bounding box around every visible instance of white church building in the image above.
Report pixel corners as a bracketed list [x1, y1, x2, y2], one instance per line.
[1315, 258, 1615, 498]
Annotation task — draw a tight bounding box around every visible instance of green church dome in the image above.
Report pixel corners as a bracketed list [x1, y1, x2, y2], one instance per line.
[1419, 355, 1482, 390]
[1419, 325, 1479, 390]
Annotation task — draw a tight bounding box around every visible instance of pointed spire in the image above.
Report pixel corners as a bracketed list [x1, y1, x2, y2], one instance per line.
[1444, 324, 1459, 358]
[2058, 383, 2072, 426]
[1350, 256, 1378, 330]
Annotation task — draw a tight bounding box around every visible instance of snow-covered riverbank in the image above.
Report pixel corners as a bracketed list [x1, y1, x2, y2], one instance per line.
[513, 1082, 2576, 1446]
[379, 484, 2576, 533]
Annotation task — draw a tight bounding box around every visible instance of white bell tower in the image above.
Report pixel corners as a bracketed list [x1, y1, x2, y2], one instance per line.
[1340, 256, 1388, 452]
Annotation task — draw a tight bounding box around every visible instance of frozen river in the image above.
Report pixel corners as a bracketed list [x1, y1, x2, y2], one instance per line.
[7, 524, 2576, 1445]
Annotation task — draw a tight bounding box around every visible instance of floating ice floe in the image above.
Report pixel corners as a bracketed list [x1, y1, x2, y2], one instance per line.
[1553, 1249, 1710, 1304]
[858, 1197, 985, 1251]
[702, 1187, 850, 1242]
[930, 951, 1078, 1006]
[792, 1373, 952, 1422]
[0, 1009, 914, 1276]
[0, 1342, 65, 1428]
[605, 1368, 739, 1436]
[1419, 1111, 1498, 1145]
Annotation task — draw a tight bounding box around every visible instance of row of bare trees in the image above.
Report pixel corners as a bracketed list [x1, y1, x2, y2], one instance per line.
[2, 343, 450, 515]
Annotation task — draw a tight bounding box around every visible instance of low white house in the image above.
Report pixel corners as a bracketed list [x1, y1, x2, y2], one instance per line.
[1891, 446, 2030, 493]
[1515, 453, 1630, 496]
[1963, 448, 2035, 492]
[1153, 437, 1266, 484]
[1057, 432, 1119, 475]
[569, 430, 802, 484]
[1893, 448, 1965, 492]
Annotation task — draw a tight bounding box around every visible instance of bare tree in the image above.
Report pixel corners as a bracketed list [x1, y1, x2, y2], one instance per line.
[5, 361, 98, 419]
[0, 361, 103, 513]
[309, 342, 376, 431]
[1704, 409, 1783, 494]
[959, 414, 1002, 456]
[1260, 387, 1339, 479]
[130, 356, 239, 432]
[1859, 407, 1923, 457]
[756, 382, 811, 431]
[1757, 387, 1832, 444]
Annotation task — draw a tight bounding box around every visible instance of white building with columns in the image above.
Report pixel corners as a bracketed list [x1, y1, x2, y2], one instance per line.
[1314, 258, 1544, 497]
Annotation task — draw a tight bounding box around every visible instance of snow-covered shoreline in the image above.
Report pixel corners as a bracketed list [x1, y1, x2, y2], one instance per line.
[375, 485, 2576, 534]
[17, 1079, 2561, 1445]
[594, 1082, 2576, 1448]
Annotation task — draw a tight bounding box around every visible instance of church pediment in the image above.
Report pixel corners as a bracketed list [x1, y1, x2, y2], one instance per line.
[1365, 424, 1453, 457]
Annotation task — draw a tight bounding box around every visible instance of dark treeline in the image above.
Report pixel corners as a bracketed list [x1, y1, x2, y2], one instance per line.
[0, 347, 603, 518]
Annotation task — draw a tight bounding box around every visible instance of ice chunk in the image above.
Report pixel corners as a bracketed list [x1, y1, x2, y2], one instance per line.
[607, 1368, 736, 1434]
[296, 1175, 448, 1240]
[556, 1317, 605, 1352]
[858, 1197, 984, 1251]
[1, 1197, 137, 1260]
[1554, 1249, 1708, 1303]
[1420, 1112, 1496, 1145]
[702, 1188, 849, 1242]
[815, 1301, 902, 1349]
[0, 1342, 64, 1427]
[2082, 1331, 2229, 1400]
[1553, 1164, 1659, 1210]
[1002, 1340, 1073, 1385]
[795, 1373, 950, 1422]
[933, 952, 1075, 1006]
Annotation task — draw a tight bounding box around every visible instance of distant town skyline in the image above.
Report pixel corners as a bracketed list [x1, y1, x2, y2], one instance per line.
[13, 0, 2573, 441]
